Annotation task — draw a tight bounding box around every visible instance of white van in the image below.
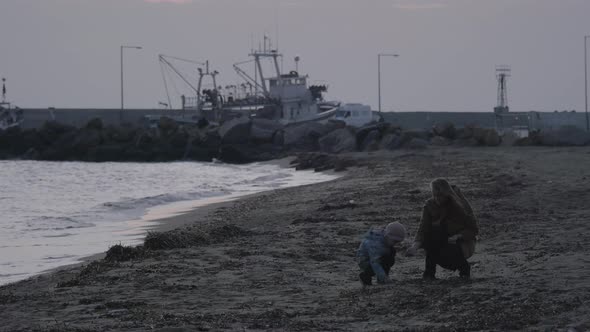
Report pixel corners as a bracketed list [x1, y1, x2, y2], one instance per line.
[333, 103, 377, 127]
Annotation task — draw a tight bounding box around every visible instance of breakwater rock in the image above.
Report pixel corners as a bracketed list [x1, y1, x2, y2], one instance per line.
[2, 118, 583, 163]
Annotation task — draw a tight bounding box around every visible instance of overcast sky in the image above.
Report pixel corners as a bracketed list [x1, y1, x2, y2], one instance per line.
[1, 0, 590, 112]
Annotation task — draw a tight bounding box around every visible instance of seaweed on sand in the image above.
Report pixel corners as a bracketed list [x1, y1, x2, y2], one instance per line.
[104, 244, 145, 262]
[144, 224, 253, 250]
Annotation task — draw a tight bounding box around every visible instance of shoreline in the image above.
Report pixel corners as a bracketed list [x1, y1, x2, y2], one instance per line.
[16, 156, 342, 286]
[133, 156, 339, 234]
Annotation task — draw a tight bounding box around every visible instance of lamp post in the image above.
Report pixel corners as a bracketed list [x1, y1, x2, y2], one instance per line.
[585, 36, 589, 131]
[378, 53, 399, 114]
[120, 45, 142, 123]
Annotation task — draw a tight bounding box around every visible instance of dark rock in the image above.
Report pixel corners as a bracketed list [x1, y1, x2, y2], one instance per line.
[105, 244, 144, 262]
[318, 128, 357, 154]
[104, 125, 136, 144]
[334, 158, 357, 172]
[197, 117, 209, 129]
[433, 122, 456, 139]
[0, 127, 47, 159]
[124, 147, 154, 161]
[87, 145, 128, 162]
[454, 137, 480, 147]
[219, 117, 251, 144]
[202, 129, 222, 149]
[405, 138, 430, 149]
[356, 123, 389, 150]
[86, 118, 104, 130]
[250, 118, 283, 143]
[68, 129, 99, 151]
[38, 121, 76, 144]
[0, 127, 23, 156]
[22, 147, 40, 160]
[501, 131, 521, 146]
[283, 125, 308, 148]
[360, 129, 380, 152]
[539, 126, 590, 146]
[294, 153, 334, 171]
[483, 129, 501, 146]
[456, 126, 475, 139]
[472, 127, 487, 143]
[151, 144, 184, 161]
[514, 137, 533, 146]
[431, 136, 452, 146]
[272, 130, 284, 146]
[379, 133, 402, 150]
[284, 122, 331, 151]
[219, 143, 280, 164]
[169, 130, 189, 148]
[382, 125, 402, 136]
[324, 120, 347, 132]
[292, 152, 356, 172]
[356, 123, 381, 143]
[50, 129, 102, 159]
[183, 145, 215, 162]
[134, 130, 158, 149]
[158, 117, 179, 135]
[399, 130, 431, 146]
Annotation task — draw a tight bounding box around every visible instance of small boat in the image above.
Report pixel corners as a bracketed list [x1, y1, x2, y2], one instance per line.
[0, 78, 23, 130]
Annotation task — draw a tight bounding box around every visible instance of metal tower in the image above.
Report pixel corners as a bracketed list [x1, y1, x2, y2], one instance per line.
[494, 65, 511, 114]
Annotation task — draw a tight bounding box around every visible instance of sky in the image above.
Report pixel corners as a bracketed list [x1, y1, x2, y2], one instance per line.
[1, 0, 590, 112]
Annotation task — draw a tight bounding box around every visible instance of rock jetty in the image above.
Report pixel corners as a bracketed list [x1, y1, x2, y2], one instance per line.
[1, 118, 588, 163]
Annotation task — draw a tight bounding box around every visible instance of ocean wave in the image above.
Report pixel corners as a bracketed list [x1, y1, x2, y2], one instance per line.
[43, 254, 77, 260]
[232, 172, 292, 186]
[27, 216, 95, 231]
[42, 233, 76, 238]
[101, 189, 230, 212]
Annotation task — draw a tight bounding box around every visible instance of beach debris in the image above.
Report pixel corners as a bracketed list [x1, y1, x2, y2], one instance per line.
[56, 260, 117, 288]
[144, 229, 210, 250]
[144, 225, 252, 250]
[292, 152, 357, 172]
[105, 244, 145, 262]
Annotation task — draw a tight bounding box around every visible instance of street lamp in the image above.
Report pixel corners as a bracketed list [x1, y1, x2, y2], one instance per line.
[120, 45, 142, 123]
[585, 36, 589, 131]
[378, 53, 399, 114]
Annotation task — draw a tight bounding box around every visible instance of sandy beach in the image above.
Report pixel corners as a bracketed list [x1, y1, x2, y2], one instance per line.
[1, 147, 589, 331]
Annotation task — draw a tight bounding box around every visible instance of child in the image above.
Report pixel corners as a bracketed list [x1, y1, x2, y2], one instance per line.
[357, 222, 407, 285]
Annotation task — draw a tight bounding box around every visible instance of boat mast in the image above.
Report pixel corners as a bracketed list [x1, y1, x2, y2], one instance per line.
[1, 78, 6, 103]
[248, 36, 282, 97]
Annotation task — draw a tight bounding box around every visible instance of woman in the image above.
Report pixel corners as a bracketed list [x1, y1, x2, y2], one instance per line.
[406, 178, 479, 279]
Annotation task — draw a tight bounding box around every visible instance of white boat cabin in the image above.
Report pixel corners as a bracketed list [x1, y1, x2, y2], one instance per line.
[334, 103, 376, 127]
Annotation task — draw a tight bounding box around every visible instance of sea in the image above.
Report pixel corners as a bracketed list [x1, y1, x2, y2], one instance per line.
[0, 160, 338, 286]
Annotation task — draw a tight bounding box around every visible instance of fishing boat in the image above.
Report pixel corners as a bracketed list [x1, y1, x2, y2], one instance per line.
[156, 39, 340, 126]
[0, 78, 23, 130]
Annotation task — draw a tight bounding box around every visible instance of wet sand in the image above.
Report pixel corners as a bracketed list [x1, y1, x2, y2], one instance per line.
[1, 147, 589, 331]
